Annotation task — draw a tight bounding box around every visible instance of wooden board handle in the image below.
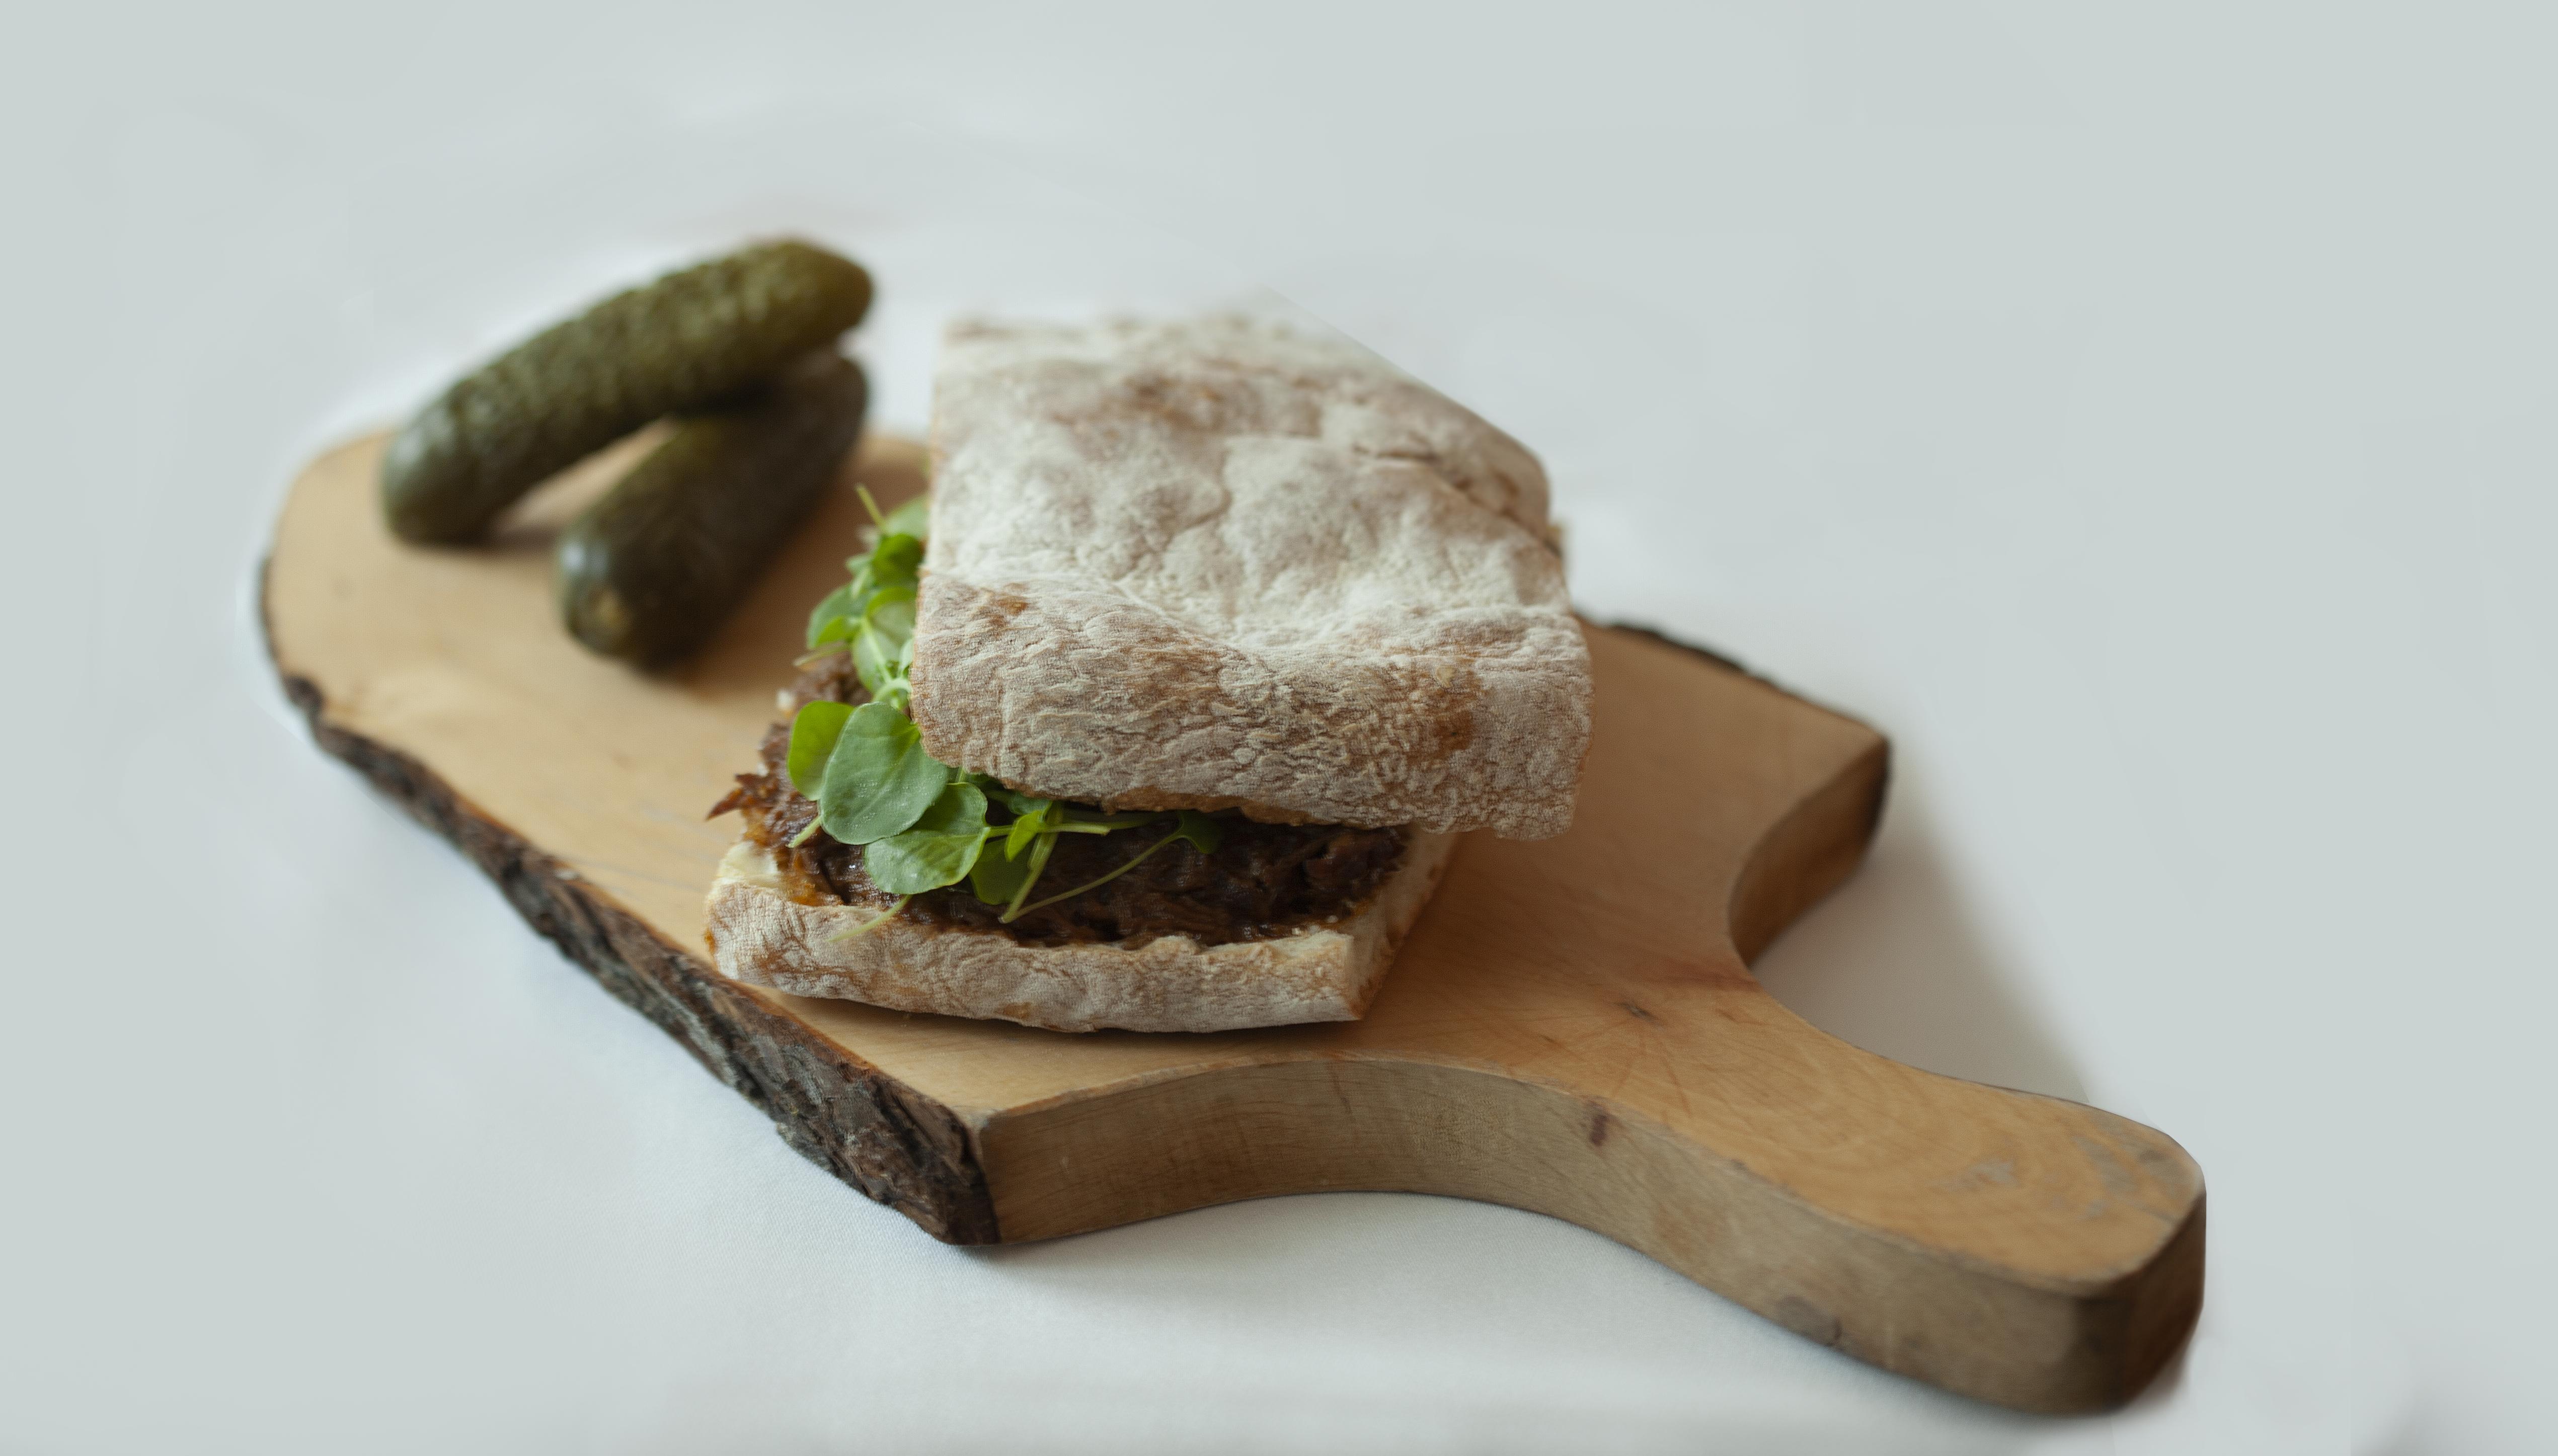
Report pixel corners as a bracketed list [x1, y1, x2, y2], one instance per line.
[969, 722, 2203, 1413]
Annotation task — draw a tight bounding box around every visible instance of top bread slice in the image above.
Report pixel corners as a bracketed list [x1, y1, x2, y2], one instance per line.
[909, 315, 1592, 839]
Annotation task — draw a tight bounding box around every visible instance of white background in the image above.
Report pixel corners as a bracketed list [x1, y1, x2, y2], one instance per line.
[4, 4, 2546, 1452]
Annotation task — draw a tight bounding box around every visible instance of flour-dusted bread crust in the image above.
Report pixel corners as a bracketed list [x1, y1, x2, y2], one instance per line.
[910, 316, 1592, 840]
[705, 831, 1459, 1033]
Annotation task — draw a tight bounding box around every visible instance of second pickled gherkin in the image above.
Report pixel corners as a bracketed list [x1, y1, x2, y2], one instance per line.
[556, 351, 869, 668]
[383, 238, 873, 543]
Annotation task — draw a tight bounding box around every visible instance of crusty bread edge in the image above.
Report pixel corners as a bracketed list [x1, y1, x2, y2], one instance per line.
[705, 831, 1460, 1034]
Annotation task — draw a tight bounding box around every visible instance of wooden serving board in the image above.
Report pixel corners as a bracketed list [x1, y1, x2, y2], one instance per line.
[262, 432, 2202, 1414]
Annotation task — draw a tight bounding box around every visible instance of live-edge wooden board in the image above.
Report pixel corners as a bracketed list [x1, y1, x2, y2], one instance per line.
[262, 431, 2202, 1414]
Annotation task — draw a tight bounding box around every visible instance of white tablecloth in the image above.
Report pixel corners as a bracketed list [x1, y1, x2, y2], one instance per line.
[6, 6, 2542, 1451]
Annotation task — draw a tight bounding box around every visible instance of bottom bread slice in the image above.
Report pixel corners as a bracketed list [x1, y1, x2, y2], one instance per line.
[704, 830, 1459, 1033]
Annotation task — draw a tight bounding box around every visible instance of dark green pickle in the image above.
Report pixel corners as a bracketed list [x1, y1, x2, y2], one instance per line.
[382, 238, 872, 543]
[555, 351, 868, 668]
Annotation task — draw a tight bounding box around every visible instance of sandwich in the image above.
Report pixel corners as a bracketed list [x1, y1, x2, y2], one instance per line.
[706, 315, 1592, 1033]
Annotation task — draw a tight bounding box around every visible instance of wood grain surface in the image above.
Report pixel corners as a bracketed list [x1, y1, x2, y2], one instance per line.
[262, 432, 2203, 1413]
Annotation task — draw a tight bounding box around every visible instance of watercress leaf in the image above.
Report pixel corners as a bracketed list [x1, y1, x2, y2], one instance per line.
[913, 780, 988, 837]
[1006, 831, 1057, 918]
[852, 622, 903, 697]
[1172, 808, 1225, 855]
[968, 831, 1036, 905]
[812, 614, 860, 648]
[996, 788, 1048, 816]
[865, 783, 990, 894]
[818, 701, 951, 845]
[804, 584, 858, 650]
[880, 495, 931, 541]
[837, 551, 879, 604]
[869, 533, 923, 591]
[1004, 799, 1052, 859]
[853, 590, 918, 692]
[862, 589, 916, 645]
[784, 700, 854, 798]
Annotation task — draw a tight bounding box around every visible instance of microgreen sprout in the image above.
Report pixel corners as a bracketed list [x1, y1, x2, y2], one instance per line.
[826, 896, 910, 942]
[998, 811, 1225, 921]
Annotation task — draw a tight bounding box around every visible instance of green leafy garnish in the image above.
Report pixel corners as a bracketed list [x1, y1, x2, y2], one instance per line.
[880, 494, 931, 540]
[783, 499, 1227, 921]
[851, 590, 916, 700]
[1169, 808, 1226, 855]
[785, 700, 854, 797]
[805, 583, 860, 648]
[793, 499, 947, 854]
[869, 531, 922, 584]
[999, 810, 1225, 922]
[805, 490, 927, 670]
[816, 701, 951, 846]
[968, 833, 1040, 906]
[1001, 798, 1048, 859]
[864, 782, 991, 894]
[826, 897, 910, 942]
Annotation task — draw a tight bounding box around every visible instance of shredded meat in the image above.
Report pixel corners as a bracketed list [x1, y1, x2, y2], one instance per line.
[716, 658, 1409, 947]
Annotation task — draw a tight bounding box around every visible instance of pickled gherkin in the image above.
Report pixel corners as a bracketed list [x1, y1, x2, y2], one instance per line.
[556, 351, 868, 668]
[382, 239, 872, 543]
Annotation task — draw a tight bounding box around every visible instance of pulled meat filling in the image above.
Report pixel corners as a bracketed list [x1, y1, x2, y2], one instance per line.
[715, 661, 1409, 948]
